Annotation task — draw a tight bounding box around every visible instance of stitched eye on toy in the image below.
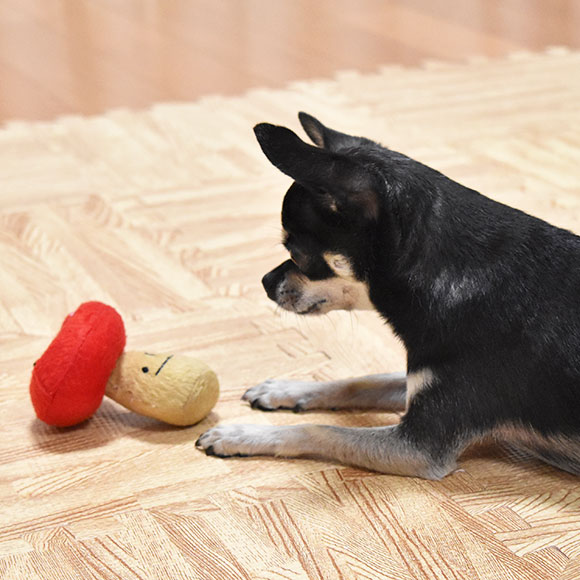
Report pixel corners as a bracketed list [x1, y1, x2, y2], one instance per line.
[142, 367, 149, 374]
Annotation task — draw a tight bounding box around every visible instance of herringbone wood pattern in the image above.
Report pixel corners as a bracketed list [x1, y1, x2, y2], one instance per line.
[1, 49, 580, 579]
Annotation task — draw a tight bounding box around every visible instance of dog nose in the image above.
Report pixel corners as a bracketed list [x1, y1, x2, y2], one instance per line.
[261, 270, 278, 301]
[262, 260, 295, 302]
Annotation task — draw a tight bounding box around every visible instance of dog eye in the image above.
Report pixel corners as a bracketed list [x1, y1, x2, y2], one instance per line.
[290, 253, 302, 267]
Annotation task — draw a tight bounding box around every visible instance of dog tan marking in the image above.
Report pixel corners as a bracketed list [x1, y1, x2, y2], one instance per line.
[405, 368, 433, 408]
[279, 266, 374, 314]
[308, 276, 374, 311]
[324, 252, 356, 279]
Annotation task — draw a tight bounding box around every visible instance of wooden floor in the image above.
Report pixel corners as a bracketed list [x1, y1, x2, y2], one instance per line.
[2, 2, 580, 579]
[2, 0, 580, 123]
[1, 45, 580, 578]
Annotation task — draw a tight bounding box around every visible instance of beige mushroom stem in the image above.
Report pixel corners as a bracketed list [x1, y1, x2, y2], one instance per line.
[105, 351, 219, 426]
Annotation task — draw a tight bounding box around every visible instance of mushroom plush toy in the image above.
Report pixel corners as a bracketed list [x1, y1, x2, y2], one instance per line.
[30, 302, 219, 427]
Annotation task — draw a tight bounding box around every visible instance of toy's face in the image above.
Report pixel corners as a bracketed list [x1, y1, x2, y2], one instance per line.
[105, 352, 180, 397]
[140, 353, 174, 378]
[105, 350, 219, 426]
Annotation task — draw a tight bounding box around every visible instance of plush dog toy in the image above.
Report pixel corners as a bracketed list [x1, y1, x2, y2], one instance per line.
[30, 302, 219, 427]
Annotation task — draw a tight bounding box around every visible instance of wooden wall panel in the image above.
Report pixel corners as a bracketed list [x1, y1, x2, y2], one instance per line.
[1, 0, 580, 122]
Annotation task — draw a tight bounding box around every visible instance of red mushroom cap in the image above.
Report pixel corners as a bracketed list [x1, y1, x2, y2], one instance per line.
[30, 301, 126, 427]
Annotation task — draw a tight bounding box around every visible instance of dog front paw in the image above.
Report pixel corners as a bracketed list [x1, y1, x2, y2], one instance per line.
[196, 424, 284, 457]
[242, 379, 317, 412]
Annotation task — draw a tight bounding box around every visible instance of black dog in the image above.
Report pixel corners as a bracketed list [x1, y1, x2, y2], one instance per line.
[197, 113, 580, 479]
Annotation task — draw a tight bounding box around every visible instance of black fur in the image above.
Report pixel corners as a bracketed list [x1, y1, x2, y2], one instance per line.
[255, 113, 580, 474]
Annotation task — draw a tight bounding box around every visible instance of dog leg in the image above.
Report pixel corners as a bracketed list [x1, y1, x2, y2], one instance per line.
[242, 372, 407, 413]
[498, 428, 580, 476]
[196, 420, 456, 479]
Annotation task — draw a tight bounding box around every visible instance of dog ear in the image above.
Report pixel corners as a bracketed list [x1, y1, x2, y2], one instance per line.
[298, 112, 372, 152]
[253, 122, 323, 182]
[254, 122, 379, 220]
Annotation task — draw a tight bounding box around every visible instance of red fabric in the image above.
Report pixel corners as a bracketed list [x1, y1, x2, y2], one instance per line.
[30, 302, 126, 427]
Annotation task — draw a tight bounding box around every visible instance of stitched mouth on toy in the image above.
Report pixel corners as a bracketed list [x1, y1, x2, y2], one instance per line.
[155, 355, 174, 376]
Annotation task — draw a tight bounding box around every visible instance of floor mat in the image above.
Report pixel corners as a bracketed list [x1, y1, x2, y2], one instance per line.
[1, 48, 580, 579]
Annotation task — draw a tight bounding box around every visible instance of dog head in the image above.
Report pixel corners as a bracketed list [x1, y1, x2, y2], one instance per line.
[255, 113, 397, 315]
